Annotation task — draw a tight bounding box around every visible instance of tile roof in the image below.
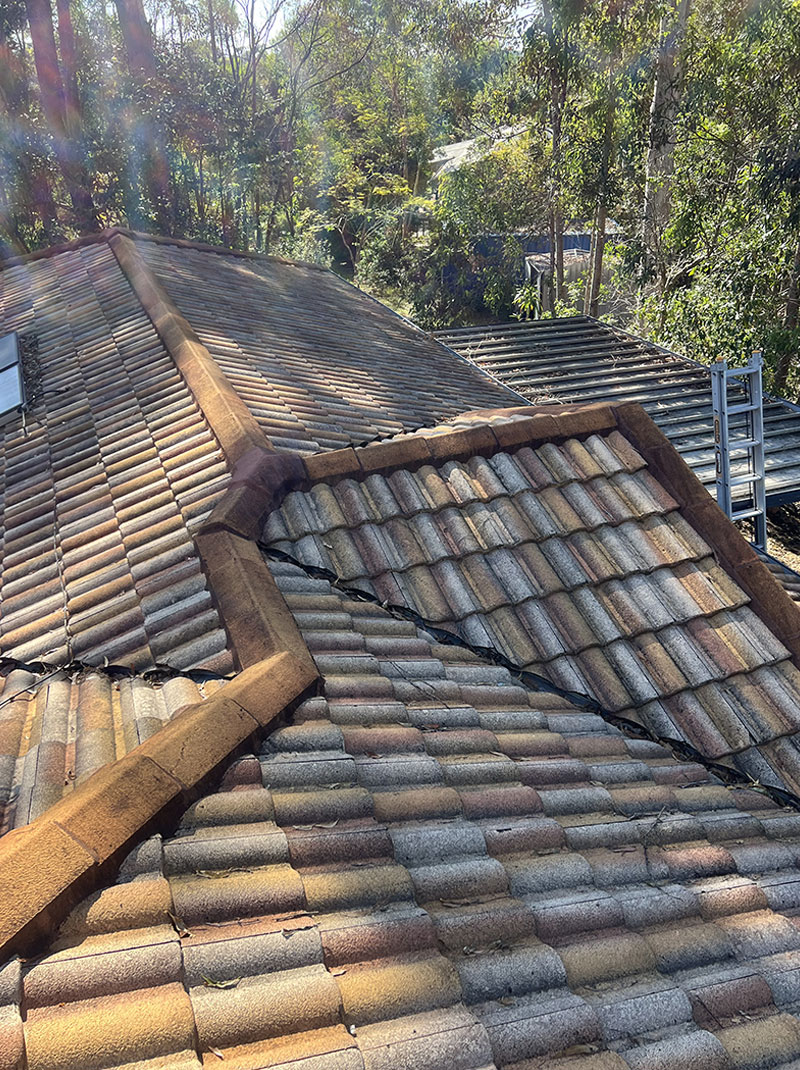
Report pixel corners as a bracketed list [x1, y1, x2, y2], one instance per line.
[761, 552, 800, 605]
[0, 230, 517, 853]
[0, 231, 513, 674]
[9, 558, 800, 1069]
[6, 231, 800, 1068]
[264, 423, 800, 794]
[0, 667, 226, 835]
[0, 241, 232, 672]
[136, 239, 519, 453]
[435, 317, 800, 507]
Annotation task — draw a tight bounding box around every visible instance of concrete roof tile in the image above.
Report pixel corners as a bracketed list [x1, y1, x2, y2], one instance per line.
[595, 979, 692, 1042]
[716, 1014, 800, 1068]
[623, 1030, 732, 1069]
[190, 967, 341, 1053]
[480, 990, 600, 1064]
[10, 248, 800, 1066]
[532, 890, 623, 943]
[338, 953, 461, 1026]
[24, 983, 197, 1070]
[355, 1006, 493, 1070]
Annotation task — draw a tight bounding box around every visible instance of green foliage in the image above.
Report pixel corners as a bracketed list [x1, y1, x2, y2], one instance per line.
[513, 280, 541, 319]
[3, 0, 800, 401]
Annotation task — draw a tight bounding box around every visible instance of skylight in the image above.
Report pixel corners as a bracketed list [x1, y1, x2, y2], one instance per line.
[0, 333, 25, 420]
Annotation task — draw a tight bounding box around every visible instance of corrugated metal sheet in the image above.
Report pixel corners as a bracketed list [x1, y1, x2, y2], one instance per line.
[436, 316, 800, 506]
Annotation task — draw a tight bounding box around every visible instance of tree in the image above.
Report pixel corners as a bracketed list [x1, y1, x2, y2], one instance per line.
[24, 0, 98, 231]
[522, 0, 584, 303]
[642, 0, 692, 292]
[114, 0, 172, 231]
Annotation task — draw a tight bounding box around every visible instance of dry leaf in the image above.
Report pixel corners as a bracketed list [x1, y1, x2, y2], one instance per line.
[208, 1047, 225, 1060]
[202, 975, 240, 989]
[167, 911, 191, 938]
[196, 867, 252, 879]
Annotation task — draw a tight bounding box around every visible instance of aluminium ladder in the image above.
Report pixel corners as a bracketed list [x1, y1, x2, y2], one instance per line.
[710, 351, 767, 551]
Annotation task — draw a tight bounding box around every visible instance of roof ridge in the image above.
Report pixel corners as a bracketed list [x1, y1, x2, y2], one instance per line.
[108, 232, 271, 467]
[0, 649, 318, 961]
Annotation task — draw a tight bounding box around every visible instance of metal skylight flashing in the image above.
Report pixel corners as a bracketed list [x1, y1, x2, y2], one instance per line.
[0, 332, 25, 421]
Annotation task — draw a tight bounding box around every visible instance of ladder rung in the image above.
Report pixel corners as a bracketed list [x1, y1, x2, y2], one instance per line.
[728, 438, 759, 451]
[731, 507, 764, 521]
[725, 368, 757, 380]
[727, 402, 758, 415]
[729, 473, 764, 487]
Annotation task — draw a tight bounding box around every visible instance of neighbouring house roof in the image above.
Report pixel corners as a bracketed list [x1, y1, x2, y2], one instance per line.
[435, 316, 800, 507]
[5, 231, 800, 1069]
[430, 126, 524, 181]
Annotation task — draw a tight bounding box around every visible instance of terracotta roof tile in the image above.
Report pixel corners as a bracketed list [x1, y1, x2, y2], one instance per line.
[135, 241, 517, 454]
[5, 556, 800, 1065]
[269, 429, 800, 791]
[0, 245, 232, 674]
[0, 668, 216, 834]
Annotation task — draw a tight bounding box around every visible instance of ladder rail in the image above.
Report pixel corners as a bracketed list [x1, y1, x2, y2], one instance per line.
[711, 352, 767, 551]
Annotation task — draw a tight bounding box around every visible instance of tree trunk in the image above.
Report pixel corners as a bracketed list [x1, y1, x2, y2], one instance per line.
[588, 202, 606, 318]
[642, 0, 692, 290]
[585, 62, 617, 318]
[542, 0, 568, 304]
[31, 166, 62, 242]
[0, 39, 61, 241]
[584, 210, 597, 314]
[114, 0, 172, 233]
[55, 0, 80, 130]
[207, 0, 217, 63]
[115, 0, 155, 78]
[25, 0, 98, 232]
[775, 236, 800, 394]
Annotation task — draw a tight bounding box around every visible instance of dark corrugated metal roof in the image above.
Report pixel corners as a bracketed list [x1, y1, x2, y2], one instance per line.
[435, 316, 800, 506]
